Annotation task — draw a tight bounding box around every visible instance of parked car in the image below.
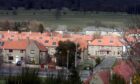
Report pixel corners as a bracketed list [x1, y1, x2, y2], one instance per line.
[16, 61, 22, 66]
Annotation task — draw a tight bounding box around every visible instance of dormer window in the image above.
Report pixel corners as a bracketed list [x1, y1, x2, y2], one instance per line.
[8, 38, 12, 41]
[110, 40, 113, 43]
[39, 37, 42, 39]
[98, 40, 102, 43]
[45, 40, 49, 43]
[52, 42, 56, 46]
[26, 37, 29, 39]
[11, 35, 14, 37]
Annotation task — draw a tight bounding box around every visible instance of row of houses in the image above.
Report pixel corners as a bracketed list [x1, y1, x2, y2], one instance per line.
[0, 29, 128, 64]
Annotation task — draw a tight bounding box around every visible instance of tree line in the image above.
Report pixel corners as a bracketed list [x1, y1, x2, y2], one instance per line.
[0, 0, 140, 14]
[0, 20, 44, 33]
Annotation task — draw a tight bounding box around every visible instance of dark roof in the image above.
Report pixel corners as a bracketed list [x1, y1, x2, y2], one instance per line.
[83, 26, 120, 32]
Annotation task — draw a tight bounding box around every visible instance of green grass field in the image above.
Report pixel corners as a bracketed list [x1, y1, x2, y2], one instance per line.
[0, 10, 138, 28]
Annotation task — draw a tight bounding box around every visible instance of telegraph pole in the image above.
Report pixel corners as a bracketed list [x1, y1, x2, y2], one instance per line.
[75, 43, 77, 68]
[66, 50, 69, 79]
[67, 50, 69, 69]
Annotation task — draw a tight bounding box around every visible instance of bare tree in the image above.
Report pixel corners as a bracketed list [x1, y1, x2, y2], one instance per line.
[3, 20, 10, 30]
[123, 16, 140, 71]
[93, 32, 101, 40]
[28, 21, 44, 32]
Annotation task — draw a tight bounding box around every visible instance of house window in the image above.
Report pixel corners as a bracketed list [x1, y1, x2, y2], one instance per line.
[45, 40, 49, 43]
[107, 51, 110, 54]
[52, 42, 56, 46]
[8, 38, 12, 41]
[30, 50, 35, 54]
[39, 37, 42, 39]
[118, 47, 121, 50]
[118, 52, 120, 55]
[26, 37, 29, 39]
[20, 50, 24, 53]
[98, 40, 102, 43]
[9, 49, 13, 53]
[21, 57, 23, 60]
[110, 40, 113, 43]
[11, 35, 14, 37]
[9, 56, 13, 60]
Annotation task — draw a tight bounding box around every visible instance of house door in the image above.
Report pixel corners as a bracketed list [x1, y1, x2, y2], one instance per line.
[15, 57, 20, 63]
[107, 51, 110, 54]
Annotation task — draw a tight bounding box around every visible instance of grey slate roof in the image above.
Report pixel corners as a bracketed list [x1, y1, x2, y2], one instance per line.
[83, 26, 123, 32]
[56, 25, 68, 31]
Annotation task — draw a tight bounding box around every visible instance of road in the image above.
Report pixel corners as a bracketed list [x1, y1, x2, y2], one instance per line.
[0, 57, 116, 80]
[0, 63, 68, 77]
[0, 63, 22, 76]
[93, 57, 116, 74]
[80, 57, 116, 82]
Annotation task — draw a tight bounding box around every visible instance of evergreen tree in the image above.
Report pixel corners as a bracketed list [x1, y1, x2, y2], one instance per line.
[55, 40, 81, 69]
[38, 24, 44, 33]
[95, 57, 101, 66]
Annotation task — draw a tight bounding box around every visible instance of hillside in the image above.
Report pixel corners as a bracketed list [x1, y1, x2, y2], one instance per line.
[0, 0, 140, 13]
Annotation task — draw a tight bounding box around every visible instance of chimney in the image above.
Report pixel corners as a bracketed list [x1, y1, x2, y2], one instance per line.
[27, 37, 30, 45]
[29, 31, 32, 34]
[51, 32, 53, 39]
[88, 41, 91, 44]
[8, 30, 10, 33]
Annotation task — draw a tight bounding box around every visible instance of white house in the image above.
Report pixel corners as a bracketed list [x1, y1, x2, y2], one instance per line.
[88, 36, 124, 58]
[83, 26, 123, 36]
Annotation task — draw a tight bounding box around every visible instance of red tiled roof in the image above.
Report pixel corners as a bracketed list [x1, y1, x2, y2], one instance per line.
[126, 29, 140, 34]
[2, 40, 28, 50]
[98, 70, 110, 84]
[83, 73, 93, 84]
[1, 39, 47, 51]
[0, 31, 94, 50]
[90, 36, 123, 47]
[113, 60, 136, 83]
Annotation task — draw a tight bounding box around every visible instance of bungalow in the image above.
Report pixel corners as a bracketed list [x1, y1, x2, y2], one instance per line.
[83, 26, 122, 36]
[1, 39, 48, 64]
[55, 25, 68, 34]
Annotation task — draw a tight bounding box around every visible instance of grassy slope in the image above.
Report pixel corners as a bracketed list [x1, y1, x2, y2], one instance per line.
[0, 10, 137, 28]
